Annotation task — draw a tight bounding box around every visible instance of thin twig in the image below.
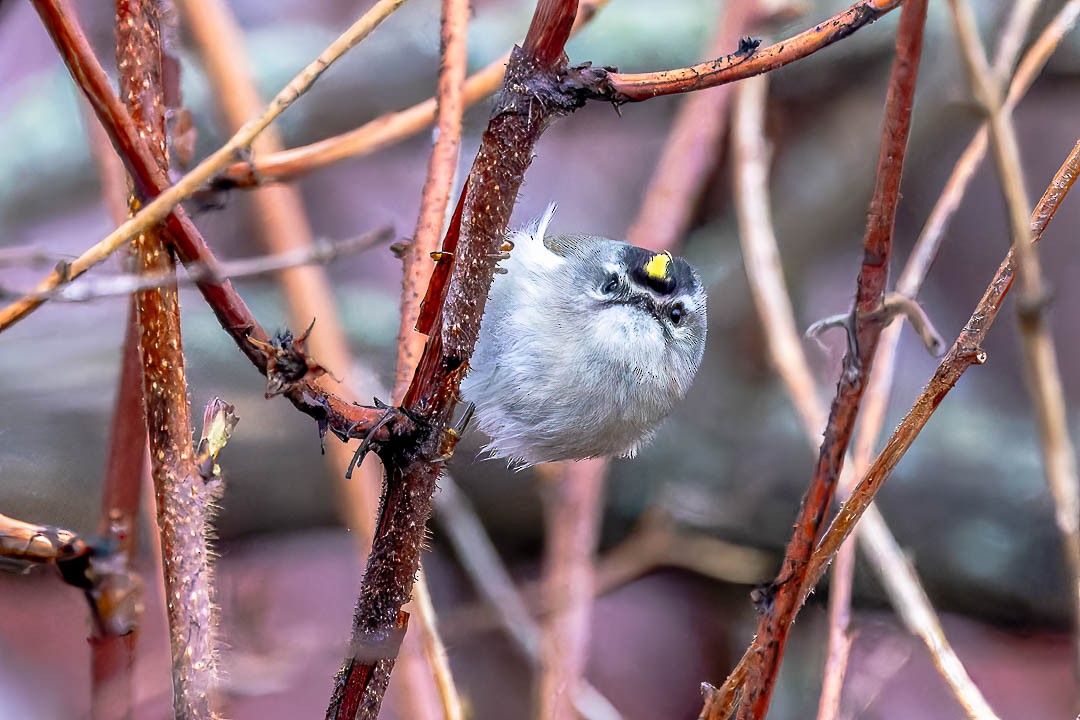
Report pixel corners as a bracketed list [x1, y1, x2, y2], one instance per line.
[990, 0, 1041, 82]
[2, 0, 410, 331]
[949, 0, 1080, 686]
[734, 3, 928, 717]
[1, 228, 393, 302]
[716, 138, 1080, 720]
[214, 0, 614, 190]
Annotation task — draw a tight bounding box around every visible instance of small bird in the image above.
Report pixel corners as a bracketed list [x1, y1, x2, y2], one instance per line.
[461, 205, 708, 466]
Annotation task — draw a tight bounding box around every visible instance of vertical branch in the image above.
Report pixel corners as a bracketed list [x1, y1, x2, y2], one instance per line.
[535, 459, 608, 720]
[116, 1, 219, 717]
[949, 0, 1080, 686]
[328, 0, 586, 716]
[174, 0, 461, 716]
[91, 310, 146, 720]
[737, 2, 928, 717]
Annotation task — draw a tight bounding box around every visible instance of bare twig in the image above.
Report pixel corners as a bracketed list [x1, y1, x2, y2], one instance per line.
[206, 0, 611, 190]
[0, 511, 84, 566]
[715, 138, 1080, 720]
[990, 0, 1041, 81]
[734, 3, 928, 717]
[2, 0, 410, 331]
[949, 0, 1080, 684]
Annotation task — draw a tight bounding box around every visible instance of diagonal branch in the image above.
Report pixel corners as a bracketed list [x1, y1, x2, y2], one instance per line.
[25, 0, 399, 445]
[713, 138, 1080, 720]
[2, 0, 411, 332]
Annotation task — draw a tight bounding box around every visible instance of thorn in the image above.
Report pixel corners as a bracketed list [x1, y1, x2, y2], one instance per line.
[880, 291, 945, 356]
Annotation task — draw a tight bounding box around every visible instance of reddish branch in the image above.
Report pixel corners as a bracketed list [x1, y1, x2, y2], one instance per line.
[735, 2, 928, 718]
[594, 0, 902, 102]
[30, 0, 392, 443]
[92, 311, 146, 720]
[711, 139, 1080, 720]
[326, 1, 587, 715]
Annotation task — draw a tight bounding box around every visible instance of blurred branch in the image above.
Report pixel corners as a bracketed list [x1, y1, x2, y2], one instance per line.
[24, 0, 403, 447]
[536, 459, 609, 720]
[86, 76, 147, 720]
[717, 137, 1080, 720]
[949, 0, 1080, 687]
[734, 3, 928, 717]
[1, 0, 410, 331]
[584, 0, 901, 102]
[0, 228, 393, 302]
[215, 0, 614, 190]
[432, 475, 623, 720]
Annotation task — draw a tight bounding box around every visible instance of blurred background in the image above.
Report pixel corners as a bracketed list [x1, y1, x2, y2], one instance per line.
[2, 0, 1080, 717]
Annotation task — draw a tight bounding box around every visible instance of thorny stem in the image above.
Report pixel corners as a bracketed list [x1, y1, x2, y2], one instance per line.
[327, 1, 586, 715]
[116, 2, 219, 717]
[949, 0, 1080, 687]
[736, 2, 928, 717]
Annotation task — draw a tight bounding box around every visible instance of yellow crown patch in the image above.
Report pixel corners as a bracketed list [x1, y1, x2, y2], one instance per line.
[643, 252, 671, 281]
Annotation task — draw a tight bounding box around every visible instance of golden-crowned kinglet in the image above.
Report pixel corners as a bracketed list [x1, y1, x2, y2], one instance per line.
[461, 204, 708, 466]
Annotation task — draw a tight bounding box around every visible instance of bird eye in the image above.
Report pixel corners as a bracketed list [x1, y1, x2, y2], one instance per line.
[602, 274, 620, 295]
[669, 303, 685, 325]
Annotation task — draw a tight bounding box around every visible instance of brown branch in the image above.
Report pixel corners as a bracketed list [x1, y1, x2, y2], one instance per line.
[735, 2, 928, 717]
[115, 2, 220, 716]
[326, 1, 587, 716]
[26, 0, 397, 447]
[210, 0, 612, 190]
[949, 0, 1080, 687]
[716, 138, 1080, 720]
[589, 0, 902, 102]
[2, 0, 410, 332]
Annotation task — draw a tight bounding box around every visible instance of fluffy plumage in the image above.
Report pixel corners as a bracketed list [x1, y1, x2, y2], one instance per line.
[461, 205, 708, 466]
